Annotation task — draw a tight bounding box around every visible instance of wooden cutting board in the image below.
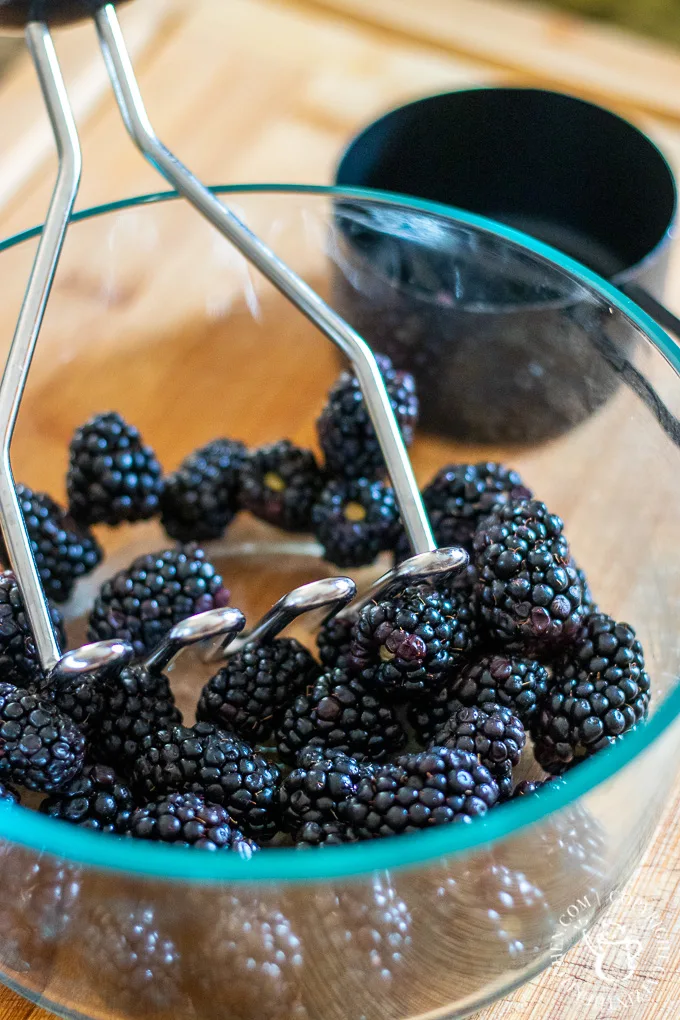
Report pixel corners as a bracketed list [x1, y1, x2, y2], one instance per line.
[0, 1, 680, 1018]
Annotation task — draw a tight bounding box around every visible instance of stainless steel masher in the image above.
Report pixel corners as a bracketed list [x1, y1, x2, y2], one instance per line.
[0, 0, 468, 683]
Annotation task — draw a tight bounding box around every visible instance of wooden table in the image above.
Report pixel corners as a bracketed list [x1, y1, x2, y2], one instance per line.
[1, 0, 680, 1017]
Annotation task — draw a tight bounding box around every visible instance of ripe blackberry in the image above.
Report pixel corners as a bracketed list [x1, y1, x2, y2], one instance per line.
[343, 747, 500, 836]
[240, 439, 323, 532]
[40, 763, 135, 833]
[0, 570, 65, 687]
[128, 792, 259, 855]
[87, 545, 230, 658]
[453, 653, 550, 725]
[0, 848, 80, 973]
[46, 672, 106, 737]
[0, 683, 85, 791]
[407, 686, 464, 746]
[317, 354, 418, 479]
[0, 485, 102, 603]
[189, 896, 305, 1020]
[134, 722, 280, 840]
[278, 746, 367, 838]
[161, 438, 247, 542]
[473, 499, 588, 654]
[423, 462, 531, 551]
[532, 613, 650, 774]
[312, 477, 398, 567]
[197, 637, 318, 742]
[67, 411, 163, 526]
[295, 820, 357, 847]
[434, 704, 526, 800]
[276, 668, 406, 764]
[93, 663, 181, 772]
[350, 584, 476, 696]
[316, 615, 353, 671]
[84, 902, 184, 1015]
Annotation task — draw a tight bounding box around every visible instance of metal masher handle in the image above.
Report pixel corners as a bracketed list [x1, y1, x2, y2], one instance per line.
[93, 3, 435, 557]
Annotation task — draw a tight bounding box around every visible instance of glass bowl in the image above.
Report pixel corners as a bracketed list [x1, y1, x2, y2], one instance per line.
[0, 184, 679, 1020]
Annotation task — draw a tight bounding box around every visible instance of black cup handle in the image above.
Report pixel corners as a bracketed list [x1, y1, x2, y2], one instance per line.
[618, 282, 680, 341]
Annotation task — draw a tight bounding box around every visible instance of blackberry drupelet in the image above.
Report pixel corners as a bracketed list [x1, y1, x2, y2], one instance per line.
[532, 613, 650, 774]
[67, 411, 163, 526]
[0, 683, 85, 791]
[295, 820, 357, 847]
[453, 653, 550, 726]
[317, 354, 418, 479]
[87, 545, 230, 658]
[239, 439, 323, 532]
[128, 792, 259, 854]
[197, 637, 318, 742]
[276, 668, 406, 764]
[134, 722, 280, 840]
[473, 499, 588, 654]
[40, 763, 135, 833]
[311, 477, 399, 567]
[513, 777, 562, 798]
[93, 662, 181, 772]
[316, 615, 354, 672]
[278, 746, 367, 838]
[343, 747, 499, 837]
[407, 686, 464, 746]
[350, 584, 476, 696]
[161, 438, 247, 542]
[0, 570, 65, 687]
[434, 704, 526, 800]
[1, 485, 103, 603]
[84, 902, 184, 1015]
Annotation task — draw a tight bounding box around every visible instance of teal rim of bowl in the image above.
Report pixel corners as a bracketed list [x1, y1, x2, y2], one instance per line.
[0, 182, 678, 883]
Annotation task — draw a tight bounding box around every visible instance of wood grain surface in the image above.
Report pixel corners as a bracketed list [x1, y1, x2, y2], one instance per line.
[0, 1, 680, 1018]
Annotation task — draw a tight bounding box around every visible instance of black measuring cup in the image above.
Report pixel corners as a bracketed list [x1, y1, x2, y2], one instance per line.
[333, 87, 677, 442]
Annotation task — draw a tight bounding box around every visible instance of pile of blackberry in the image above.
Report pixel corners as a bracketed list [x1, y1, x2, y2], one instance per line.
[0, 371, 651, 875]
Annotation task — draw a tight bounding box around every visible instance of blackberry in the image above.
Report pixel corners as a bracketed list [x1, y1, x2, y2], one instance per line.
[434, 704, 526, 800]
[316, 615, 354, 671]
[0, 781, 19, 804]
[46, 672, 106, 737]
[453, 653, 550, 725]
[83, 902, 184, 1015]
[295, 820, 358, 847]
[278, 746, 367, 838]
[67, 411, 163, 526]
[350, 584, 476, 696]
[197, 637, 318, 743]
[312, 477, 398, 567]
[189, 896, 305, 1020]
[128, 792, 259, 855]
[0, 570, 65, 687]
[532, 613, 650, 774]
[0, 485, 102, 603]
[93, 662, 181, 772]
[40, 763, 135, 833]
[134, 722, 280, 840]
[473, 499, 588, 654]
[0, 683, 85, 791]
[407, 686, 464, 746]
[423, 462, 531, 551]
[87, 545, 230, 658]
[0, 848, 80, 972]
[161, 438, 247, 542]
[317, 354, 418, 479]
[343, 747, 500, 836]
[276, 668, 406, 764]
[240, 440, 323, 532]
